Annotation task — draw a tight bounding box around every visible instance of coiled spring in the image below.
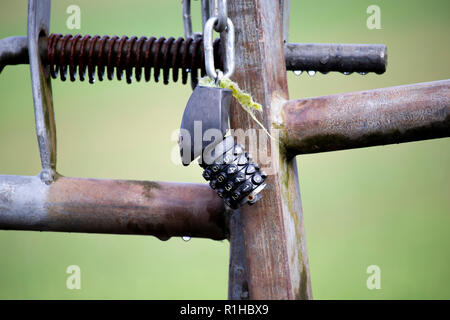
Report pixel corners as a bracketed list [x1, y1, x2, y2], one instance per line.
[47, 34, 222, 85]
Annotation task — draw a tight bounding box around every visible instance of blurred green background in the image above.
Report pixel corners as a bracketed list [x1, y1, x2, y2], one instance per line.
[0, 0, 449, 299]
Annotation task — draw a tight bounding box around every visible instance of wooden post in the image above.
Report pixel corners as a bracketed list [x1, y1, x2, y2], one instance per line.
[227, 0, 312, 299]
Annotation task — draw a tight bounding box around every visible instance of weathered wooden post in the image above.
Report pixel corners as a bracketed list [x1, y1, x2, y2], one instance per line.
[228, 0, 312, 300]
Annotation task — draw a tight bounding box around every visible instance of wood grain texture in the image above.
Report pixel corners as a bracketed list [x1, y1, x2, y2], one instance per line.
[228, 0, 312, 299]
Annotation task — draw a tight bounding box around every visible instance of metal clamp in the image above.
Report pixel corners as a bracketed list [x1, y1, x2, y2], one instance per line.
[204, 16, 235, 80]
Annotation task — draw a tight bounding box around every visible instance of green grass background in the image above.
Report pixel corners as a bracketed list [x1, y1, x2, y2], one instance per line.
[0, 0, 449, 299]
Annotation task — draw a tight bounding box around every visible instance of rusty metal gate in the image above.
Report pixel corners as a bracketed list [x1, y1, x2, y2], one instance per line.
[0, 0, 448, 299]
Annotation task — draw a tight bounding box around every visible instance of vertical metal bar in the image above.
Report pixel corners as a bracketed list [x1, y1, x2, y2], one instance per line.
[281, 0, 290, 43]
[27, 0, 57, 184]
[201, 0, 211, 28]
[228, 0, 312, 299]
[182, 0, 193, 39]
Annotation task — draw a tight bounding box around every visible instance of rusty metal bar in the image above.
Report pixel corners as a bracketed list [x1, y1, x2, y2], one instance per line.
[228, 0, 312, 300]
[285, 43, 387, 74]
[0, 175, 226, 240]
[0, 35, 387, 76]
[282, 80, 450, 155]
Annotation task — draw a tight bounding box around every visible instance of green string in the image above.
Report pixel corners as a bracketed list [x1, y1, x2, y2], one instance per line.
[198, 76, 275, 139]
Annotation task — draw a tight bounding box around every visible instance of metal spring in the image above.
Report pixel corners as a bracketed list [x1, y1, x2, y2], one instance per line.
[47, 34, 222, 85]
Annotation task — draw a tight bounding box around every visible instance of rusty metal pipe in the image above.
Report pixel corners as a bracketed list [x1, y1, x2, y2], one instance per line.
[0, 175, 226, 240]
[282, 80, 450, 155]
[0, 35, 387, 76]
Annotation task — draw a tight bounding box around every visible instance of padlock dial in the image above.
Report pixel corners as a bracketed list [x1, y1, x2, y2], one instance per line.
[200, 139, 267, 209]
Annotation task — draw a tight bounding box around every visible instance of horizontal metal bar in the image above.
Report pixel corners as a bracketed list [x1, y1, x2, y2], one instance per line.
[0, 36, 387, 75]
[285, 43, 387, 74]
[0, 175, 226, 240]
[282, 80, 450, 155]
[0, 36, 28, 73]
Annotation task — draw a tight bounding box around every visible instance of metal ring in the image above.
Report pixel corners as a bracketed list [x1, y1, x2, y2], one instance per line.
[204, 16, 235, 80]
[214, 0, 228, 33]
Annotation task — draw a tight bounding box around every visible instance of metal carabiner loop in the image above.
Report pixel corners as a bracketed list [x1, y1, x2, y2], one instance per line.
[204, 16, 235, 80]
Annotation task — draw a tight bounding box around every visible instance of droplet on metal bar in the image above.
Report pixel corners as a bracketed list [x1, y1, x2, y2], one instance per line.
[343, 72, 352, 75]
[182, 236, 191, 241]
[307, 70, 316, 76]
[157, 235, 171, 241]
[293, 70, 302, 76]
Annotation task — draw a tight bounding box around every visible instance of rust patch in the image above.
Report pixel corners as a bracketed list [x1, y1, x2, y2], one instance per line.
[43, 176, 226, 240]
[123, 180, 162, 200]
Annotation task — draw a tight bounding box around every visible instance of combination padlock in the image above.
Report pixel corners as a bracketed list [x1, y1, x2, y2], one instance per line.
[179, 85, 267, 209]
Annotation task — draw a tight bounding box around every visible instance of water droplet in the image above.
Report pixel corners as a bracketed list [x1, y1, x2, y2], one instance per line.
[293, 70, 302, 76]
[359, 72, 368, 75]
[182, 236, 191, 242]
[343, 71, 352, 75]
[307, 70, 316, 77]
[157, 235, 170, 241]
[186, 68, 191, 73]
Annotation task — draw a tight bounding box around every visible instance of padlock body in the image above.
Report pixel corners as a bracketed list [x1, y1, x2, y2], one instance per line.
[179, 86, 232, 166]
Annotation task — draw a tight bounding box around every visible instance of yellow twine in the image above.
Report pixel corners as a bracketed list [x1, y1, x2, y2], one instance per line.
[198, 76, 275, 140]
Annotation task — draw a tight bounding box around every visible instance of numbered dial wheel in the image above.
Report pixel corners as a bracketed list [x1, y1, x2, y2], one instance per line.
[200, 141, 267, 209]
